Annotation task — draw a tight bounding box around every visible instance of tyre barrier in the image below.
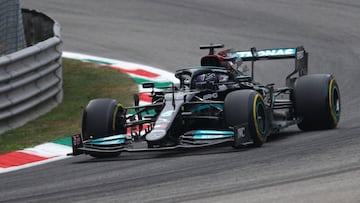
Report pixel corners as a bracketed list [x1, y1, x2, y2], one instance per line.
[0, 9, 62, 134]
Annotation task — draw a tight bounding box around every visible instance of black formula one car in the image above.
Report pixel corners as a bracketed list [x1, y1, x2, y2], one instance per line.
[71, 44, 341, 158]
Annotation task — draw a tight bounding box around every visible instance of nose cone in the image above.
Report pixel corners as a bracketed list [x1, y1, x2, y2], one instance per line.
[146, 129, 167, 141]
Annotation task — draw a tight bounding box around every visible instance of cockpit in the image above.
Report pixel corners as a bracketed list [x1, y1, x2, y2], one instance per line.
[175, 66, 232, 90]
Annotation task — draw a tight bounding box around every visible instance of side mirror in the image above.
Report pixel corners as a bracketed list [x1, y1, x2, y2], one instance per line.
[250, 47, 258, 57]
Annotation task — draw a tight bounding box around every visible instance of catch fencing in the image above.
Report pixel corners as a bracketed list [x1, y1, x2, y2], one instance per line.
[0, 0, 26, 55]
[0, 9, 63, 134]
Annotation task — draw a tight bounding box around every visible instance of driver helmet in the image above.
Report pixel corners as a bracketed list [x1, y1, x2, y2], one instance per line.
[196, 73, 217, 83]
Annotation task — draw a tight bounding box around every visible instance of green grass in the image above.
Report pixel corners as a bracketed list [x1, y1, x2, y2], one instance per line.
[0, 59, 138, 154]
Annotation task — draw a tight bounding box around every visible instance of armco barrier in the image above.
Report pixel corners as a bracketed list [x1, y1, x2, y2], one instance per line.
[0, 9, 62, 134]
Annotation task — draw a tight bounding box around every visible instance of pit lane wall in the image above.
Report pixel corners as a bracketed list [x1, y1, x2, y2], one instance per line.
[0, 9, 63, 134]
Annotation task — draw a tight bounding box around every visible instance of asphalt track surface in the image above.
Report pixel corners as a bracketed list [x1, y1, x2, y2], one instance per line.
[1, 0, 360, 202]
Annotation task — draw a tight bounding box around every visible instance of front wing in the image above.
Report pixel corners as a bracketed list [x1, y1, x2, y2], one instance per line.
[70, 126, 252, 156]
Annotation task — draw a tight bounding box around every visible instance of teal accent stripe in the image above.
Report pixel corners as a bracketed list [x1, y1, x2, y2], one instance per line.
[191, 104, 210, 112]
[193, 134, 233, 140]
[192, 130, 233, 140]
[91, 139, 125, 145]
[191, 104, 223, 113]
[194, 130, 233, 135]
[91, 134, 126, 145]
[92, 134, 126, 142]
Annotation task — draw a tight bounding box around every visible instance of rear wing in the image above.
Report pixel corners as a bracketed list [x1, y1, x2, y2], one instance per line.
[234, 46, 308, 87]
[235, 47, 297, 61]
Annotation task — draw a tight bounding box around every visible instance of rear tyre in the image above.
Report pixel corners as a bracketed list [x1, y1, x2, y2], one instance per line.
[294, 74, 341, 131]
[82, 98, 125, 158]
[224, 90, 268, 147]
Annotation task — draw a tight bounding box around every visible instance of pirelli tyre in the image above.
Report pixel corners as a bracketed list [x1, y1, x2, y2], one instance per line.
[294, 74, 341, 131]
[224, 90, 268, 147]
[82, 98, 126, 158]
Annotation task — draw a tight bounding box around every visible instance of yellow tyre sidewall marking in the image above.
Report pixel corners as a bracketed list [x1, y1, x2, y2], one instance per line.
[112, 103, 123, 131]
[329, 79, 339, 125]
[253, 94, 266, 142]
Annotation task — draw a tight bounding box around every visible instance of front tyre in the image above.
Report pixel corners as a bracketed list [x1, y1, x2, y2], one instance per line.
[82, 98, 125, 158]
[224, 90, 268, 147]
[294, 74, 341, 131]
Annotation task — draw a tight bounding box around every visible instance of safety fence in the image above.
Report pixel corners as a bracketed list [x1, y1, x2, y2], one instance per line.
[0, 0, 26, 55]
[0, 9, 63, 134]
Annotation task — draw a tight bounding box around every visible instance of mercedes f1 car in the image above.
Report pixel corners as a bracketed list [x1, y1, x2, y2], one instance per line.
[71, 44, 341, 158]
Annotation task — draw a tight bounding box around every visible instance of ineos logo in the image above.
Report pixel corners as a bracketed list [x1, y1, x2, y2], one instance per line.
[203, 93, 218, 100]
